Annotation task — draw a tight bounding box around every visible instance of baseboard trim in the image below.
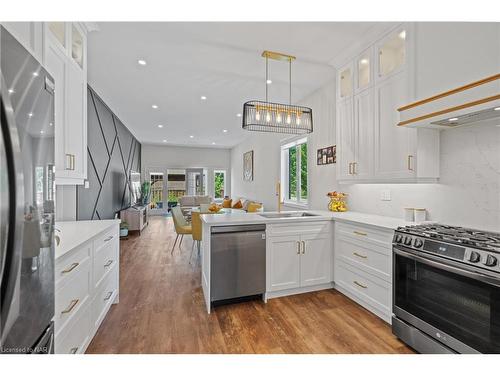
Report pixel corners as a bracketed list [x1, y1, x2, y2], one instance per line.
[265, 282, 334, 300]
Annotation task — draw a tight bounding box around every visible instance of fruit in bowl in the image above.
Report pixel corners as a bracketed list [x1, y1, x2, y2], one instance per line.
[208, 203, 222, 213]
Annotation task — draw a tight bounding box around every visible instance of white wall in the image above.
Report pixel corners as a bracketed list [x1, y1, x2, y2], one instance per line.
[141, 144, 231, 198]
[230, 79, 336, 210]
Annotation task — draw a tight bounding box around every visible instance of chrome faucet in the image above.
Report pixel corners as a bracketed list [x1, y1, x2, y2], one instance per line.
[54, 228, 61, 247]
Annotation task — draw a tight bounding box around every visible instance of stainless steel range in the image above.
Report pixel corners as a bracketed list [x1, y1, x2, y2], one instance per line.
[392, 224, 500, 354]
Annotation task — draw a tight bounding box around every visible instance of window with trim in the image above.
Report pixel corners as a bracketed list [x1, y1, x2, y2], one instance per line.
[214, 170, 226, 199]
[281, 137, 308, 205]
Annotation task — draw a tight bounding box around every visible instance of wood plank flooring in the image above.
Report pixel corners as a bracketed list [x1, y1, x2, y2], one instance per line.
[86, 216, 413, 354]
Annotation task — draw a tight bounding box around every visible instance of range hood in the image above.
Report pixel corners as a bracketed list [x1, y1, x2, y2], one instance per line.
[398, 73, 500, 129]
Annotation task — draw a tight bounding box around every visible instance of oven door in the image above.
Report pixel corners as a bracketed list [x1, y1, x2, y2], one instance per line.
[393, 246, 500, 353]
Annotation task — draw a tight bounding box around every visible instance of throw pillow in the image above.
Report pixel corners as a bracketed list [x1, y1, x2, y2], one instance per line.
[247, 202, 262, 213]
[232, 199, 243, 209]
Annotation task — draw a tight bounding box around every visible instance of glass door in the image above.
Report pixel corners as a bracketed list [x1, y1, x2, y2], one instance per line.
[149, 172, 165, 214]
[186, 168, 205, 196]
[394, 250, 500, 353]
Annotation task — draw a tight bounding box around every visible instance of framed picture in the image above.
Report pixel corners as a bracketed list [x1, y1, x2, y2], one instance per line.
[317, 145, 336, 165]
[243, 150, 254, 181]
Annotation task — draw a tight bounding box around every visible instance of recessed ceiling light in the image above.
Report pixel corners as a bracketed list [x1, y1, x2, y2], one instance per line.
[49, 122, 53, 127]
[190, 135, 194, 138]
[162, 139, 167, 143]
[494, 107, 500, 111]
[399, 30, 406, 40]
[236, 113, 242, 117]
[152, 105, 158, 109]
[33, 72, 39, 77]
[138, 59, 147, 66]
[40, 130, 44, 134]
[157, 124, 164, 128]
[200, 96, 207, 100]
[8, 88, 14, 94]
[448, 117, 458, 122]
[223, 129, 228, 133]
[28, 113, 33, 118]
[211, 142, 216, 145]
[266, 79, 272, 84]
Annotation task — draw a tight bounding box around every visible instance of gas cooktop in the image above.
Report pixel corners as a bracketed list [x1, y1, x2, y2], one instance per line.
[394, 224, 500, 273]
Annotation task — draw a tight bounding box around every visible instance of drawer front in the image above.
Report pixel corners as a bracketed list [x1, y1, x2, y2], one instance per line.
[336, 236, 391, 282]
[55, 300, 92, 354]
[55, 257, 91, 335]
[93, 237, 118, 288]
[93, 268, 118, 330]
[335, 222, 393, 248]
[93, 226, 118, 253]
[55, 242, 91, 287]
[335, 260, 391, 318]
[267, 221, 331, 237]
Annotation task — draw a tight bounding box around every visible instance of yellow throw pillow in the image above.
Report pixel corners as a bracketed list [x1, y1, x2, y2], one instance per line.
[222, 198, 232, 208]
[247, 202, 262, 213]
[232, 199, 243, 209]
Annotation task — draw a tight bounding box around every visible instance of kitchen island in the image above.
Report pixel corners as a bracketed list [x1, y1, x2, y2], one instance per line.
[200, 210, 414, 316]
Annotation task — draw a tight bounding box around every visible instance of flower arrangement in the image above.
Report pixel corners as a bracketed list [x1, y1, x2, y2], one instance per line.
[327, 191, 348, 212]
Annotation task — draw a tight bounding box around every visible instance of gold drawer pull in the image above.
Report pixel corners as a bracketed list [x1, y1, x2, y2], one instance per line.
[407, 155, 414, 171]
[297, 241, 301, 255]
[354, 281, 368, 289]
[104, 235, 114, 242]
[70, 347, 78, 354]
[104, 260, 113, 267]
[301, 240, 306, 254]
[104, 291, 113, 301]
[353, 230, 367, 236]
[61, 299, 79, 314]
[353, 252, 368, 259]
[61, 262, 79, 274]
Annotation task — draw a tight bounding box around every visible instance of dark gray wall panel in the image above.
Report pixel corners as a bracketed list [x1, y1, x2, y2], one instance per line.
[77, 86, 141, 220]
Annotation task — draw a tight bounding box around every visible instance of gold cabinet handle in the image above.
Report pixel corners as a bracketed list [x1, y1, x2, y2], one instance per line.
[297, 241, 301, 255]
[301, 240, 306, 254]
[104, 259, 113, 267]
[104, 235, 114, 242]
[348, 162, 352, 175]
[407, 155, 414, 171]
[353, 252, 368, 259]
[61, 299, 79, 314]
[354, 281, 368, 289]
[61, 262, 79, 274]
[353, 230, 367, 236]
[104, 291, 113, 301]
[70, 347, 78, 354]
[352, 162, 357, 175]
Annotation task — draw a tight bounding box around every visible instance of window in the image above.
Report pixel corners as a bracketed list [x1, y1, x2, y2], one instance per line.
[149, 172, 164, 210]
[281, 137, 308, 205]
[214, 170, 226, 199]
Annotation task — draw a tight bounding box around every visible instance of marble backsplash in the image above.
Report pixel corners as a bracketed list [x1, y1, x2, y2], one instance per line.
[344, 121, 500, 232]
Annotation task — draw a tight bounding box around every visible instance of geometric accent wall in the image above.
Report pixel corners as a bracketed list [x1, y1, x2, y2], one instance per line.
[76, 86, 141, 220]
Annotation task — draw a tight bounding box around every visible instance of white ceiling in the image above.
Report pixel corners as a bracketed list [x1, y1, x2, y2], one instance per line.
[87, 22, 393, 148]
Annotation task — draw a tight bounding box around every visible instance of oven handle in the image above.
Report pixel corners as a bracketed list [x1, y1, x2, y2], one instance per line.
[393, 247, 500, 288]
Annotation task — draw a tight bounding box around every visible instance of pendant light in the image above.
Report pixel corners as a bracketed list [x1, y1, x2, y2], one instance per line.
[242, 51, 313, 135]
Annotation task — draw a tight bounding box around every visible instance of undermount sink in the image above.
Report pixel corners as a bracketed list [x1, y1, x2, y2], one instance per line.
[258, 212, 319, 219]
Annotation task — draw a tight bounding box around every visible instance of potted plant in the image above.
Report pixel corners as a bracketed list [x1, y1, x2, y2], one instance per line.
[141, 181, 151, 206]
[120, 220, 129, 238]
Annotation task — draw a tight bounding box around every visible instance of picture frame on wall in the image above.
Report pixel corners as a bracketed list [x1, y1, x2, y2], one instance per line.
[243, 150, 254, 181]
[317, 145, 336, 165]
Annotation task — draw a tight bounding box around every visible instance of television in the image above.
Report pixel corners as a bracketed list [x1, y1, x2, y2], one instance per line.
[130, 171, 142, 206]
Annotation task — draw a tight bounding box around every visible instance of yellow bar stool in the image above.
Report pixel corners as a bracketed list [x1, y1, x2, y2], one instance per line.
[171, 206, 192, 254]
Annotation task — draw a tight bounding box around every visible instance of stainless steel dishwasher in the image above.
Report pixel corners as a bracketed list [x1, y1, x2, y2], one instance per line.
[210, 224, 266, 304]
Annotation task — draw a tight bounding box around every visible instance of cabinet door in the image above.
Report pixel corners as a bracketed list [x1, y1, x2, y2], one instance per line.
[337, 97, 355, 180]
[268, 236, 301, 292]
[300, 234, 331, 287]
[376, 27, 407, 81]
[353, 89, 374, 179]
[45, 42, 68, 180]
[374, 72, 414, 179]
[65, 61, 86, 180]
[355, 48, 372, 94]
[338, 63, 353, 100]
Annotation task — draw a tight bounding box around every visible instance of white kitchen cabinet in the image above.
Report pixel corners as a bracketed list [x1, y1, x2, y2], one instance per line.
[336, 23, 439, 184]
[267, 222, 332, 297]
[338, 63, 353, 99]
[44, 22, 89, 185]
[1, 22, 44, 62]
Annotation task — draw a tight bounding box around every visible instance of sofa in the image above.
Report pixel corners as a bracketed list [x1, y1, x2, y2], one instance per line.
[179, 195, 212, 214]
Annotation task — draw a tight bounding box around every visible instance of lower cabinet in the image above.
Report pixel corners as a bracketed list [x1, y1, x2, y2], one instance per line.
[333, 221, 393, 323]
[54, 223, 119, 354]
[267, 222, 332, 296]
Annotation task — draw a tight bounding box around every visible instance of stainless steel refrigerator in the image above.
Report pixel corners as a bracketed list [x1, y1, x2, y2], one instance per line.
[1, 26, 55, 354]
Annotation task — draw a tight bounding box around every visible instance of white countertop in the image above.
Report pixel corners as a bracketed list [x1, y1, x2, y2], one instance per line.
[55, 219, 120, 259]
[201, 210, 415, 230]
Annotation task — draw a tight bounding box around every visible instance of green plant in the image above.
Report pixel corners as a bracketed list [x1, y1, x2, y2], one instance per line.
[120, 220, 129, 229]
[141, 181, 151, 204]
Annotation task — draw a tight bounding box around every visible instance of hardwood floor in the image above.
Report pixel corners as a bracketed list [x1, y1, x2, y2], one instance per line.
[86, 216, 413, 354]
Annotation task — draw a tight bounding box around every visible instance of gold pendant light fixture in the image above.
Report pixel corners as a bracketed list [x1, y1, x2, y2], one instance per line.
[242, 50, 313, 135]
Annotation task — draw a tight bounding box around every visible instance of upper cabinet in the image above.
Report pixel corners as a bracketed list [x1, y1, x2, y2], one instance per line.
[44, 22, 90, 185]
[336, 24, 440, 184]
